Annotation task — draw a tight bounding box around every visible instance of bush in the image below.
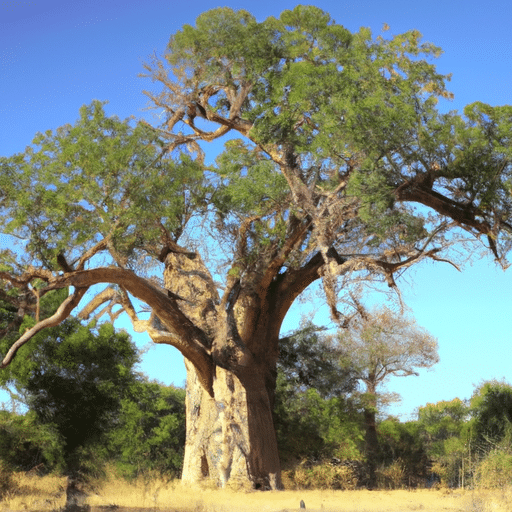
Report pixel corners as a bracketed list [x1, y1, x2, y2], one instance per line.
[0, 410, 63, 473]
[476, 450, 512, 489]
[283, 460, 358, 490]
[107, 381, 186, 479]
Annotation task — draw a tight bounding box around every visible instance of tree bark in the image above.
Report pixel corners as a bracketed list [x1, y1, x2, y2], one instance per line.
[161, 252, 283, 489]
[181, 361, 282, 489]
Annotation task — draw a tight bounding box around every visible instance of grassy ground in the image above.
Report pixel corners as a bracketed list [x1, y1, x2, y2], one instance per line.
[1, 472, 512, 512]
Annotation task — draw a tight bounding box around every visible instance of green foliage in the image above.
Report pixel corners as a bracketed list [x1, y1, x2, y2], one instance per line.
[277, 383, 357, 461]
[0, 101, 205, 269]
[0, 410, 64, 474]
[416, 398, 470, 487]
[378, 418, 428, 487]
[215, 140, 288, 217]
[149, 4, 498, 274]
[108, 379, 186, 479]
[274, 371, 364, 465]
[0, 313, 139, 479]
[274, 323, 363, 465]
[418, 398, 469, 458]
[277, 322, 355, 399]
[167, 7, 281, 87]
[470, 380, 512, 451]
[0, 294, 19, 342]
[476, 449, 512, 489]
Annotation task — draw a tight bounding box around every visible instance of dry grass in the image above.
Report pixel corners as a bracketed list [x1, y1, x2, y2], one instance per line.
[0, 471, 66, 511]
[74, 477, 512, 512]
[1, 471, 512, 512]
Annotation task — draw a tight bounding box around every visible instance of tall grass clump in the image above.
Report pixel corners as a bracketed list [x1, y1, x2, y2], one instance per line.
[476, 450, 512, 488]
[377, 459, 406, 489]
[0, 460, 13, 499]
[282, 459, 358, 490]
[0, 471, 66, 511]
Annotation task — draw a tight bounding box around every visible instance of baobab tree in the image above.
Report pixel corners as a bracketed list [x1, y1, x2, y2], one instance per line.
[1, 6, 512, 489]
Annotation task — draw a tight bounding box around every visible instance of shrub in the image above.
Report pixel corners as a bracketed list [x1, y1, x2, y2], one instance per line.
[0, 410, 64, 474]
[282, 459, 358, 490]
[377, 459, 405, 489]
[476, 449, 512, 489]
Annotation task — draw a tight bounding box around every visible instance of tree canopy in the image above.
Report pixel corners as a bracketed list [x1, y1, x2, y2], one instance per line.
[336, 305, 439, 393]
[2, 5, 511, 374]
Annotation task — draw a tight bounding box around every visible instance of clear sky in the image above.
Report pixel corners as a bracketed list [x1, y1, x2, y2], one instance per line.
[1, 0, 511, 420]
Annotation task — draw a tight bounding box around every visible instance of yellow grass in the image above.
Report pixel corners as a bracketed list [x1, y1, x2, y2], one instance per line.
[2, 472, 512, 512]
[83, 477, 512, 512]
[0, 472, 66, 511]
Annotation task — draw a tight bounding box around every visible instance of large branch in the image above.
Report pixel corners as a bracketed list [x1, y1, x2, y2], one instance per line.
[395, 176, 494, 240]
[264, 248, 348, 342]
[83, 268, 213, 393]
[1, 287, 88, 368]
[23, 267, 214, 395]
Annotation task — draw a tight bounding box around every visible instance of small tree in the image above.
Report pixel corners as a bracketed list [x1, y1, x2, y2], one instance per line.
[336, 305, 439, 487]
[274, 324, 363, 466]
[0, 409, 64, 474]
[378, 417, 429, 488]
[277, 322, 356, 399]
[0, 292, 139, 504]
[417, 398, 470, 487]
[108, 379, 186, 479]
[470, 380, 512, 454]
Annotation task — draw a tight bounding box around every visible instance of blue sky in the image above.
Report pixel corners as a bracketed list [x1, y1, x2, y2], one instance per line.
[1, 0, 511, 420]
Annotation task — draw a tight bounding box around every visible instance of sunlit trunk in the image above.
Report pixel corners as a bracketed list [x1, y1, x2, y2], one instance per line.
[181, 360, 282, 490]
[163, 252, 282, 489]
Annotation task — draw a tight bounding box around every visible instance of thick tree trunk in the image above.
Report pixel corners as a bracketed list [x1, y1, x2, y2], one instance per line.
[181, 360, 282, 489]
[161, 252, 284, 489]
[64, 475, 88, 510]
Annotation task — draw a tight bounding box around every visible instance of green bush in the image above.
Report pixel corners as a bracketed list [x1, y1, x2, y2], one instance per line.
[0, 410, 64, 473]
[107, 380, 186, 479]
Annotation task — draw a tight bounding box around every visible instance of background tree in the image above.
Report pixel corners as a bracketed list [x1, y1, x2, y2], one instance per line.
[0, 409, 64, 475]
[0, 290, 139, 505]
[416, 398, 470, 487]
[108, 379, 186, 479]
[274, 323, 363, 466]
[469, 380, 512, 455]
[335, 304, 439, 487]
[277, 322, 356, 399]
[2, 5, 512, 489]
[378, 417, 428, 488]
